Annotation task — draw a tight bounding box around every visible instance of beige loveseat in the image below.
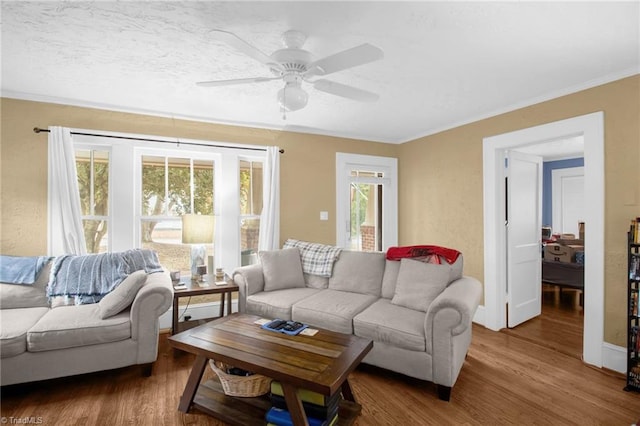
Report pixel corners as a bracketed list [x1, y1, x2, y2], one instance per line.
[232, 244, 482, 401]
[0, 258, 173, 386]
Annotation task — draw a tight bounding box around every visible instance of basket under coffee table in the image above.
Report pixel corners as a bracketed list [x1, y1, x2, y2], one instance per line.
[168, 313, 373, 426]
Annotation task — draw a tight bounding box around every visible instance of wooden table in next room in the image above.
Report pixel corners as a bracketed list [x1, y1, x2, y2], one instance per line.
[168, 313, 373, 426]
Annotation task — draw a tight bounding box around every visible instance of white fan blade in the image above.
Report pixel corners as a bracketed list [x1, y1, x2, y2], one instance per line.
[197, 77, 280, 87]
[306, 44, 383, 76]
[313, 79, 379, 102]
[210, 30, 282, 71]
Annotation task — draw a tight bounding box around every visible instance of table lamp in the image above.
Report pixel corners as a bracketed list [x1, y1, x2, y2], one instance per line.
[181, 214, 215, 280]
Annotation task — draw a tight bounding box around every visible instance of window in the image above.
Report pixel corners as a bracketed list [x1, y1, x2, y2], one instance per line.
[76, 148, 110, 253]
[140, 155, 215, 274]
[239, 159, 263, 265]
[350, 170, 383, 251]
[69, 132, 267, 274]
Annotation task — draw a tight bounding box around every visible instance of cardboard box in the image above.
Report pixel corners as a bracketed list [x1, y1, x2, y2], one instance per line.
[544, 243, 584, 263]
[557, 238, 584, 246]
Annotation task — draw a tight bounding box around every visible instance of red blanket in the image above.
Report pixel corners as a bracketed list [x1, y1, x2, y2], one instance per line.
[386, 245, 461, 264]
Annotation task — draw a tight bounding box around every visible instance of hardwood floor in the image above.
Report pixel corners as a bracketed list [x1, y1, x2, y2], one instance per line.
[2, 323, 638, 425]
[501, 283, 584, 359]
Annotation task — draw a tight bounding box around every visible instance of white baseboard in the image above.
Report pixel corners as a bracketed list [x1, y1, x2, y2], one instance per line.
[473, 305, 485, 326]
[602, 342, 626, 374]
[159, 300, 239, 330]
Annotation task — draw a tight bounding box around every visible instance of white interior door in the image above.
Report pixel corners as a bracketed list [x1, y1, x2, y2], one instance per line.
[552, 167, 585, 236]
[507, 150, 543, 327]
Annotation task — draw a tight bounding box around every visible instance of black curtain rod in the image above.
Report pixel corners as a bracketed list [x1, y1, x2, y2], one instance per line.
[33, 127, 284, 154]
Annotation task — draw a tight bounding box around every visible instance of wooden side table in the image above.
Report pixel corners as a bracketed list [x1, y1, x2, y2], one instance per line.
[171, 274, 239, 335]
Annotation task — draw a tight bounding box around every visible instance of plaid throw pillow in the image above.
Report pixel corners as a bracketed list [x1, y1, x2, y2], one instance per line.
[282, 239, 342, 278]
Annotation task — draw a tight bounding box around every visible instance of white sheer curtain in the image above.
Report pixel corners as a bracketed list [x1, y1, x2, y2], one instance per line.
[258, 146, 281, 251]
[48, 126, 87, 255]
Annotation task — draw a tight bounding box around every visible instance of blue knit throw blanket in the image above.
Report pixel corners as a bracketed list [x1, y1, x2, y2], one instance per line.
[48, 249, 163, 304]
[0, 255, 52, 285]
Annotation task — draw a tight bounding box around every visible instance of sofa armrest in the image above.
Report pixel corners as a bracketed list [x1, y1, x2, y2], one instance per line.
[130, 269, 173, 363]
[424, 276, 482, 387]
[232, 264, 265, 313]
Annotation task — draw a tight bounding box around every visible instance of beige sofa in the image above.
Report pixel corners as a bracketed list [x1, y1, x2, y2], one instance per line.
[0, 260, 173, 386]
[233, 246, 482, 401]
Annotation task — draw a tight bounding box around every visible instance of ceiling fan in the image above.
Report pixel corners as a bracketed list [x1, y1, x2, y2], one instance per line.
[197, 30, 384, 115]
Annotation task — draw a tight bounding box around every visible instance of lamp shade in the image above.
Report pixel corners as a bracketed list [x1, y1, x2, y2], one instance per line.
[181, 214, 215, 244]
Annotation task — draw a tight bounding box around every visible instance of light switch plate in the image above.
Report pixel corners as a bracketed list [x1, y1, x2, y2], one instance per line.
[320, 211, 329, 221]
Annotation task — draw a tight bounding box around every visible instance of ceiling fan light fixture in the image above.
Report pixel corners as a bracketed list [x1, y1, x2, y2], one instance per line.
[277, 82, 308, 112]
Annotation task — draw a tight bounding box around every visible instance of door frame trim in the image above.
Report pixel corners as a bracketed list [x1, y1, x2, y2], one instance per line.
[482, 112, 604, 367]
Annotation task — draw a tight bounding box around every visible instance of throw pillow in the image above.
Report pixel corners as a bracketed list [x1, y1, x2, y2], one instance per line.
[391, 258, 450, 312]
[259, 248, 305, 292]
[98, 270, 147, 319]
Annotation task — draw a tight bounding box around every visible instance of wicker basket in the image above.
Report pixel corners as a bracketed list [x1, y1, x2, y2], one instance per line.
[209, 360, 271, 397]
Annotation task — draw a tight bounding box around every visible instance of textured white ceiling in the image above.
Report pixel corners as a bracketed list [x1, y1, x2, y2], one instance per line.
[2, 1, 639, 143]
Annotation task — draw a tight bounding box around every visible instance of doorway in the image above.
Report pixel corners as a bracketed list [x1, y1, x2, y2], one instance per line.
[482, 112, 604, 368]
[504, 145, 585, 358]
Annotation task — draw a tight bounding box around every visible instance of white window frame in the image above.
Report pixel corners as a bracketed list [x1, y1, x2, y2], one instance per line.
[67, 129, 266, 273]
[73, 143, 113, 252]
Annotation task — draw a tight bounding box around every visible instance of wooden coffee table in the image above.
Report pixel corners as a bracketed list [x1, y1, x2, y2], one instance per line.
[168, 313, 373, 426]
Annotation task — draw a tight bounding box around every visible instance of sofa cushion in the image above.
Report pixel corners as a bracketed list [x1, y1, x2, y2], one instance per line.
[99, 270, 146, 319]
[0, 307, 49, 358]
[0, 262, 51, 309]
[391, 258, 449, 312]
[292, 289, 377, 334]
[259, 248, 305, 292]
[448, 255, 464, 283]
[27, 304, 131, 352]
[380, 259, 401, 299]
[380, 255, 463, 300]
[353, 298, 426, 352]
[246, 288, 320, 320]
[303, 273, 329, 289]
[328, 251, 385, 296]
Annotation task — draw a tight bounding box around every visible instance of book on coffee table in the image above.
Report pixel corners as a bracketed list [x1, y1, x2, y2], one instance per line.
[265, 407, 337, 426]
[270, 394, 339, 420]
[270, 381, 340, 406]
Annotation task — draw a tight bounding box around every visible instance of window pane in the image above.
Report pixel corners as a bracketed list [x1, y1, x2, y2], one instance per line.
[77, 149, 110, 253]
[193, 159, 214, 215]
[93, 151, 109, 216]
[251, 161, 263, 214]
[142, 156, 166, 216]
[83, 220, 108, 253]
[350, 183, 382, 251]
[141, 219, 213, 275]
[76, 150, 91, 216]
[168, 157, 191, 216]
[241, 217, 260, 266]
[350, 170, 383, 178]
[240, 160, 263, 215]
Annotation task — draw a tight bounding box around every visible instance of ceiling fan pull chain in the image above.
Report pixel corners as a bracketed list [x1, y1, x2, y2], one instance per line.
[281, 84, 287, 120]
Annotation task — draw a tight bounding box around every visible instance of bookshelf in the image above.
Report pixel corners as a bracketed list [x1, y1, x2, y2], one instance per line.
[625, 219, 640, 392]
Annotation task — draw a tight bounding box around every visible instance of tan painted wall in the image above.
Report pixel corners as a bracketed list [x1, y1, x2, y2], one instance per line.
[398, 75, 640, 346]
[0, 98, 397, 255]
[2, 75, 638, 346]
